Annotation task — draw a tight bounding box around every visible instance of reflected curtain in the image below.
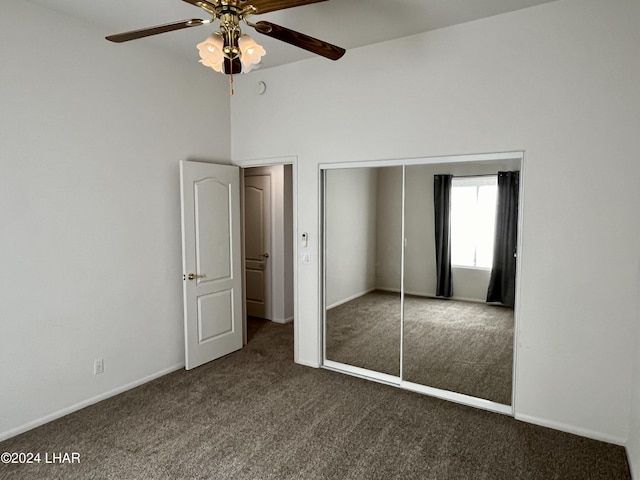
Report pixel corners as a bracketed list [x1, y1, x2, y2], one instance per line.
[487, 171, 519, 306]
[434, 174, 453, 298]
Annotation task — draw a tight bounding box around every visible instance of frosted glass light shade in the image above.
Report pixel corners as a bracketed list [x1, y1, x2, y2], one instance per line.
[238, 34, 265, 73]
[197, 33, 224, 72]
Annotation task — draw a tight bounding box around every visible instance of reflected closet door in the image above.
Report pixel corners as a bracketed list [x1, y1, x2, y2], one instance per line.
[324, 166, 403, 377]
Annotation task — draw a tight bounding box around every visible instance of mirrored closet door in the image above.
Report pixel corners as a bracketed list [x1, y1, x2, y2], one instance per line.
[322, 154, 522, 412]
[323, 166, 403, 377]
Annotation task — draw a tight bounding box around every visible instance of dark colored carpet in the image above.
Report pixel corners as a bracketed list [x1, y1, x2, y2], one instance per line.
[326, 292, 513, 404]
[326, 291, 402, 376]
[403, 295, 513, 404]
[0, 319, 630, 479]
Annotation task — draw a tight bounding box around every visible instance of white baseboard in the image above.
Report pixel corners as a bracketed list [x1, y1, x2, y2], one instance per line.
[334, 287, 489, 306]
[375, 287, 401, 293]
[295, 359, 320, 368]
[403, 290, 489, 304]
[326, 288, 376, 310]
[627, 447, 638, 480]
[0, 363, 184, 442]
[515, 413, 626, 446]
[452, 296, 490, 304]
[270, 316, 294, 324]
[377, 288, 488, 304]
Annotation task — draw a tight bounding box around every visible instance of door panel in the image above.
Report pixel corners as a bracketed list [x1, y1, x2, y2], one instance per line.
[181, 161, 243, 370]
[246, 269, 265, 302]
[194, 178, 232, 282]
[243, 174, 271, 318]
[197, 290, 234, 341]
[244, 186, 265, 259]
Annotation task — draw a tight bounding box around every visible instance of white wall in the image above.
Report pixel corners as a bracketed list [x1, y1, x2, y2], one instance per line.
[374, 167, 403, 291]
[0, 2, 230, 440]
[325, 168, 378, 307]
[628, 260, 640, 477]
[231, 0, 640, 445]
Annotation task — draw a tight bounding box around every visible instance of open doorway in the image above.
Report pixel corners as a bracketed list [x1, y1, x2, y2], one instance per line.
[242, 164, 294, 344]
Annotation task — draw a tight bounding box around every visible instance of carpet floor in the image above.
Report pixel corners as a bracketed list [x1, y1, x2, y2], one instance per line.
[0, 319, 630, 479]
[326, 292, 513, 404]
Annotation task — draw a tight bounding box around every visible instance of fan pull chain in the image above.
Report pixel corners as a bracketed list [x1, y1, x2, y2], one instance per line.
[229, 73, 234, 96]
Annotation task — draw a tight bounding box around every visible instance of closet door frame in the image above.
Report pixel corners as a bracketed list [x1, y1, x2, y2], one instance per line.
[320, 151, 524, 416]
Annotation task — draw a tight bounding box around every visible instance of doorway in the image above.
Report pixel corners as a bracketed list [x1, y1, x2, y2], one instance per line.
[242, 164, 294, 343]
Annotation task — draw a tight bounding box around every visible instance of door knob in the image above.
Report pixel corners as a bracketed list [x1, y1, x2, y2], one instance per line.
[262, 253, 269, 258]
[187, 273, 205, 280]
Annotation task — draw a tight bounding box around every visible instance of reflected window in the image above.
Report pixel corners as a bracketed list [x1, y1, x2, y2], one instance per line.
[451, 176, 497, 268]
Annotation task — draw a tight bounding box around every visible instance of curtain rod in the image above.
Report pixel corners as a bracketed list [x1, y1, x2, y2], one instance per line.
[451, 173, 498, 178]
[452, 171, 519, 178]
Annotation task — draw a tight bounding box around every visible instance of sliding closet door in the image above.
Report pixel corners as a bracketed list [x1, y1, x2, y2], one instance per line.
[322, 155, 520, 412]
[402, 162, 518, 406]
[324, 166, 403, 377]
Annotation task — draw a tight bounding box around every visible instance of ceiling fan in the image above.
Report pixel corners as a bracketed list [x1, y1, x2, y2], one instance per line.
[106, 0, 346, 78]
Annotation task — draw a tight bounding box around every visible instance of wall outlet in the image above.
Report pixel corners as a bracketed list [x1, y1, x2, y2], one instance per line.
[94, 358, 104, 375]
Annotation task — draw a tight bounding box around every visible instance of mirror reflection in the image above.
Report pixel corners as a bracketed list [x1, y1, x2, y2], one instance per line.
[323, 157, 520, 406]
[324, 166, 402, 376]
[403, 161, 520, 404]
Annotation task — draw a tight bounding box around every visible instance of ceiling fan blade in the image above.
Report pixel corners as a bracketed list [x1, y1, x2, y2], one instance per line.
[254, 21, 345, 60]
[243, 0, 327, 15]
[106, 19, 206, 43]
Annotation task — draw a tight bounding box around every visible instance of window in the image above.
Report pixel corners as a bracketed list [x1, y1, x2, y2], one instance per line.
[450, 175, 497, 268]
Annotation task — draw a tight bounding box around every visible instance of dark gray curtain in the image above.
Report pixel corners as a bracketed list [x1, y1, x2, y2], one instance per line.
[487, 171, 519, 306]
[434, 174, 453, 298]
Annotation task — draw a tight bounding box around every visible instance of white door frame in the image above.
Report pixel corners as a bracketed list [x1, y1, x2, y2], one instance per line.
[234, 156, 299, 360]
[243, 170, 273, 320]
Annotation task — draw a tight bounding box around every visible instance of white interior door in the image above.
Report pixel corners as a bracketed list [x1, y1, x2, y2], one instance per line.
[180, 160, 243, 370]
[244, 174, 271, 319]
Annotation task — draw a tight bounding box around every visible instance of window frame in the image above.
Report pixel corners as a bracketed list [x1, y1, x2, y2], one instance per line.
[450, 174, 498, 270]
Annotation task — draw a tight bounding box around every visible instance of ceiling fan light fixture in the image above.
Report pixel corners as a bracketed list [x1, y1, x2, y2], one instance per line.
[238, 34, 266, 71]
[197, 31, 265, 74]
[196, 33, 224, 66]
[106, 0, 345, 86]
[199, 57, 223, 73]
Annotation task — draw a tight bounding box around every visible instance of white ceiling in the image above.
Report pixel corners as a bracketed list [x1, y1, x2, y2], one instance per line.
[28, 0, 557, 69]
